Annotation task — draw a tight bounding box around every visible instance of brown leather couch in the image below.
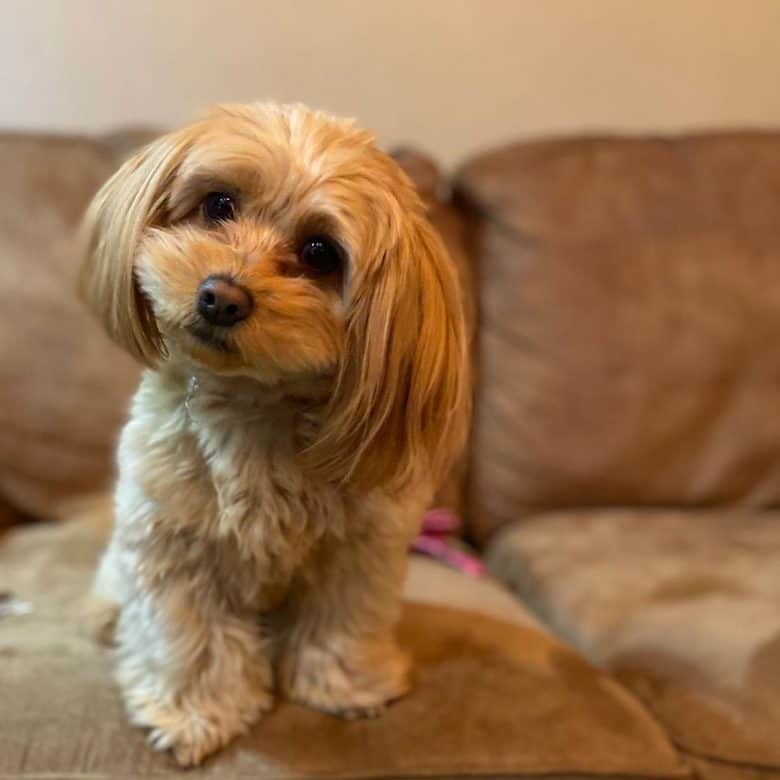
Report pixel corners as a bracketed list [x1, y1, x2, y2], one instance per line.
[2, 129, 778, 780]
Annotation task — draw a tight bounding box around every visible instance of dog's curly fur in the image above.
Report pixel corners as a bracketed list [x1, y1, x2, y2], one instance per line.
[78, 102, 469, 766]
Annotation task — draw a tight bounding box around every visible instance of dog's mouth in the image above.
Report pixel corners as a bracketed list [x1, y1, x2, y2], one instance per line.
[186, 323, 235, 353]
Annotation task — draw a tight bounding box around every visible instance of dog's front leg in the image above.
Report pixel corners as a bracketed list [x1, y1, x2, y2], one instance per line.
[115, 575, 272, 766]
[279, 520, 414, 719]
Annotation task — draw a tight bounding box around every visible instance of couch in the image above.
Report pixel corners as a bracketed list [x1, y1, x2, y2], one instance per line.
[2, 128, 779, 780]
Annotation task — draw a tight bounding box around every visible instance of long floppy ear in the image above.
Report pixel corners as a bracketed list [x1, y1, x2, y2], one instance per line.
[78, 129, 192, 365]
[306, 212, 471, 493]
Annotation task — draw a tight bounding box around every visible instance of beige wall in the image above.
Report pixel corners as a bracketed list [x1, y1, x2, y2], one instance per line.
[2, 0, 780, 167]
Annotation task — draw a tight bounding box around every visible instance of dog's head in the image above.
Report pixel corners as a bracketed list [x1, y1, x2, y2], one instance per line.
[80, 102, 469, 490]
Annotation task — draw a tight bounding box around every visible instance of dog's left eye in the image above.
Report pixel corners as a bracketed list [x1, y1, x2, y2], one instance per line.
[202, 192, 236, 222]
[298, 236, 342, 275]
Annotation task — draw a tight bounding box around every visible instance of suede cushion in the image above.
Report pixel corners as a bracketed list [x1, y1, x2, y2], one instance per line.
[487, 509, 780, 774]
[0, 133, 140, 520]
[0, 511, 686, 779]
[455, 133, 780, 541]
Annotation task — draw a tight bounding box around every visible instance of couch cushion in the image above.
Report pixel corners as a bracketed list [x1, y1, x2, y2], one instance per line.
[487, 509, 780, 774]
[455, 133, 780, 541]
[0, 133, 140, 520]
[0, 510, 686, 779]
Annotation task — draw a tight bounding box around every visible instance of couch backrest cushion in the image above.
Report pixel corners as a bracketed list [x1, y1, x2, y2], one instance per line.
[456, 133, 780, 541]
[0, 133, 140, 519]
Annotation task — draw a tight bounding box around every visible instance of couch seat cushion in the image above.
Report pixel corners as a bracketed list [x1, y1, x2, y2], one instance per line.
[0, 510, 685, 779]
[488, 509, 780, 774]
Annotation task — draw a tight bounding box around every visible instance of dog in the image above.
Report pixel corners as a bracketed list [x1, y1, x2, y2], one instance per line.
[78, 102, 469, 766]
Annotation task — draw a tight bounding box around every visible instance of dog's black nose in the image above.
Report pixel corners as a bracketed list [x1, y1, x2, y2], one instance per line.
[196, 277, 253, 327]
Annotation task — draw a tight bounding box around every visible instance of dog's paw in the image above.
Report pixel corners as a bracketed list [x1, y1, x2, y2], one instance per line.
[128, 687, 272, 767]
[147, 719, 228, 768]
[284, 639, 410, 718]
[138, 698, 271, 767]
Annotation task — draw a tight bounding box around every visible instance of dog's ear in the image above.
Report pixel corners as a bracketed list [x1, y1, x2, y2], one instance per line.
[78, 129, 192, 365]
[306, 210, 470, 494]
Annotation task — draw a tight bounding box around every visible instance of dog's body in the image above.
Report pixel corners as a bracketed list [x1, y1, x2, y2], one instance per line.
[80, 103, 468, 766]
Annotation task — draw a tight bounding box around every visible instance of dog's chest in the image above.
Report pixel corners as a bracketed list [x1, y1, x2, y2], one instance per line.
[120, 375, 346, 608]
[183, 396, 342, 576]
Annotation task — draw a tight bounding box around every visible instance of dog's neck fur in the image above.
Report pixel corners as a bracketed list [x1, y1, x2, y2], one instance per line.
[182, 368, 326, 463]
[155, 360, 332, 425]
[181, 365, 330, 402]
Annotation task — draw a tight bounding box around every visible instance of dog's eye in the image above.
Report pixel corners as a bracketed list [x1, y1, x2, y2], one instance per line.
[298, 236, 342, 275]
[202, 192, 236, 222]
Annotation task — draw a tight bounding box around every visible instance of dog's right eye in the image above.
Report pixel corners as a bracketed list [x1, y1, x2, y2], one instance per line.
[202, 192, 236, 223]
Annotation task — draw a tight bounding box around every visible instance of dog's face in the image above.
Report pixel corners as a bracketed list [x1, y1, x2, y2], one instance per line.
[124, 105, 398, 381]
[80, 103, 469, 490]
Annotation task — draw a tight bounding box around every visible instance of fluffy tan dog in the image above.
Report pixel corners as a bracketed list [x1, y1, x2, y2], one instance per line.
[79, 102, 469, 766]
